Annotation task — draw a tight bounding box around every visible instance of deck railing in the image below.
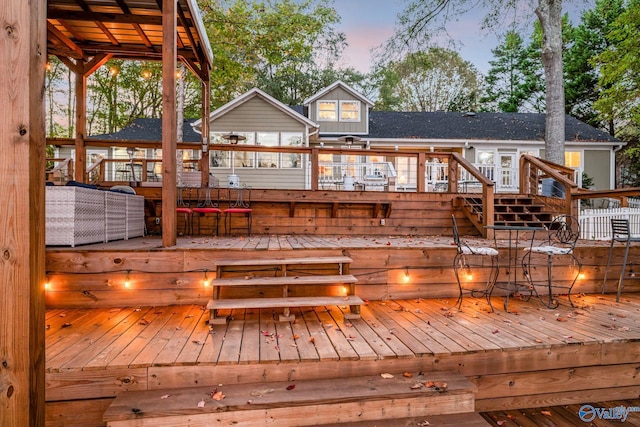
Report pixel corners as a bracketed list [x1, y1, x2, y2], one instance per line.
[46, 158, 74, 185]
[519, 154, 579, 216]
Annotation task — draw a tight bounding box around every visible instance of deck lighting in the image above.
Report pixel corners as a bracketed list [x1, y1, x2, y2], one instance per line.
[45, 62, 52, 72]
[124, 270, 131, 288]
[464, 264, 473, 281]
[44, 272, 50, 291]
[141, 69, 151, 79]
[109, 66, 118, 77]
[203, 270, 210, 287]
[403, 268, 411, 283]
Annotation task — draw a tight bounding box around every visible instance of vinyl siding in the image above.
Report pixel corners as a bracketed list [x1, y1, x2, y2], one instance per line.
[310, 87, 368, 134]
[211, 97, 304, 132]
[584, 149, 611, 190]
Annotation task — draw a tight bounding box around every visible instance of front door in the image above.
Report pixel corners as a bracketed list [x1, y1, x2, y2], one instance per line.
[497, 153, 517, 192]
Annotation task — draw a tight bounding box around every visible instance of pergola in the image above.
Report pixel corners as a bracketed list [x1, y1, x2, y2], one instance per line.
[0, 1, 212, 424]
[47, 0, 214, 247]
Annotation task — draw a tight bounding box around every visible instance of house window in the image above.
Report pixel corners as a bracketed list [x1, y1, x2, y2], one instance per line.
[565, 151, 581, 168]
[340, 101, 360, 121]
[318, 101, 337, 121]
[257, 132, 279, 168]
[282, 133, 302, 168]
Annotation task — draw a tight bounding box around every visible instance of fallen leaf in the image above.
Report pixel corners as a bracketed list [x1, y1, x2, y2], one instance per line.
[403, 372, 413, 378]
[211, 391, 225, 401]
[292, 334, 299, 340]
[541, 410, 552, 416]
[492, 329, 500, 334]
[160, 394, 170, 399]
[286, 384, 296, 390]
[139, 319, 149, 326]
[410, 383, 423, 389]
[309, 337, 315, 344]
[61, 323, 72, 328]
[556, 317, 568, 322]
[197, 400, 206, 408]
[380, 373, 394, 379]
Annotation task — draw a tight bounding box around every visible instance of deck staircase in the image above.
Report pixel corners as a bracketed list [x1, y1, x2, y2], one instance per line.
[102, 371, 487, 426]
[460, 193, 564, 232]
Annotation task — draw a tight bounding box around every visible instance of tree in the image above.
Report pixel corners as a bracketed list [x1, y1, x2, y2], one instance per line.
[594, 0, 640, 188]
[594, 0, 640, 133]
[390, 0, 568, 165]
[564, 0, 625, 132]
[375, 48, 480, 112]
[198, 0, 355, 107]
[481, 31, 544, 112]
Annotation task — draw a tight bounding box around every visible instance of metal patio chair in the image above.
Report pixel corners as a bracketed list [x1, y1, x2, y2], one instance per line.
[602, 218, 640, 302]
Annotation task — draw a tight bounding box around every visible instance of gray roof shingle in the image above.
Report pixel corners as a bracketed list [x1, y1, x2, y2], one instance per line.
[93, 112, 619, 144]
[366, 111, 618, 142]
[91, 118, 201, 142]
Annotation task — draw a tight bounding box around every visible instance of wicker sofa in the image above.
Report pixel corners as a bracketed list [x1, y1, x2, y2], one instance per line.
[46, 186, 144, 247]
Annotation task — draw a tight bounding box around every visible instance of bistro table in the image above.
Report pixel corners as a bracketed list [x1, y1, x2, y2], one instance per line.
[486, 224, 546, 311]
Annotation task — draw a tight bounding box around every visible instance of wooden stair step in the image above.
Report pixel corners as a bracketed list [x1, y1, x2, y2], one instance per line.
[103, 372, 477, 427]
[207, 295, 364, 310]
[212, 274, 358, 287]
[322, 412, 491, 426]
[214, 256, 352, 267]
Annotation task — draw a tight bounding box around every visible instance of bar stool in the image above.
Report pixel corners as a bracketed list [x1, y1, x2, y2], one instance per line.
[602, 218, 640, 302]
[191, 186, 221, 236]
[224, 184, 252, 236]
[451, 214, 500, 311]
[176, 187, 193, 236]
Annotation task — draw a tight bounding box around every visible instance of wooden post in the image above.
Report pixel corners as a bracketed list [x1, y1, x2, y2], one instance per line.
[162, 0, 178, 247]
[74, 65, 87, 182]
[417, 152, 426, 193]
[0, 0, 46, 425]
[448, 156, 459, 193]
[200, 77, 211, 187]
[311, 147, 319, 191]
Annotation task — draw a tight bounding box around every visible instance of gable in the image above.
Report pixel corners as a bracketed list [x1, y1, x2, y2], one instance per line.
[211, 97, 306, 133]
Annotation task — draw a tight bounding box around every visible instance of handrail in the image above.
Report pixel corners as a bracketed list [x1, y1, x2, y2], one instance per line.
[573, 187, 640, 208]
[520, 154, 579, 217]
[46, 158, 74, 184]
[451, 152, 495, 237]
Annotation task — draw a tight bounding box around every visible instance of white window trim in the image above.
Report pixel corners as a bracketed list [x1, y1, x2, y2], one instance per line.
[339, 100, 361, 122]
[317, 100, 338, 122]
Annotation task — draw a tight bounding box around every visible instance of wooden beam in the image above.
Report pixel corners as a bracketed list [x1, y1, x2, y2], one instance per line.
[0, 0, 46, 424]
[47, 21, 84, 58]
[114, 0, 153, 48]
[162, 0, 177, 247]
[47, 10, 164, 26]
[83, 53, 112, 76]
[74, 62, 87, 182]
[200, 76, 211, 187]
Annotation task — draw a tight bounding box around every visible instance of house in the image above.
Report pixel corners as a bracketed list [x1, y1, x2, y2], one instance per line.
[63, 81, 621, 192]
[191, 80, 621, 192]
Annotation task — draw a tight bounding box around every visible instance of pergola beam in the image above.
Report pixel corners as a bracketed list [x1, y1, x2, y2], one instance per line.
[161, 0, 178, 247]
[0, 0, 47, 425]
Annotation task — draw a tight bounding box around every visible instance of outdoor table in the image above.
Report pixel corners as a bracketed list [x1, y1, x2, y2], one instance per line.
[486, 224, 545, 311]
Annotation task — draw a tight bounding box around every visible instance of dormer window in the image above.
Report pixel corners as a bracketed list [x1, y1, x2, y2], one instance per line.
[317, 100, 361, 122]
[340, 101, 360, 121]
[318, 101, 338, 121]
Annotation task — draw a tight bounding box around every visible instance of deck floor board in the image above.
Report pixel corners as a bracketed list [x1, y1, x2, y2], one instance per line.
[45, 294, 640, 371]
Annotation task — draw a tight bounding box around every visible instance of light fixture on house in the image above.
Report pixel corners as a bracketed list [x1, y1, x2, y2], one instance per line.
[222, 133, 246, 188]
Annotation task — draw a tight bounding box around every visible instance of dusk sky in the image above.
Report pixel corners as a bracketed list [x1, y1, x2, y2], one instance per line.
[331, 0, 596, 74]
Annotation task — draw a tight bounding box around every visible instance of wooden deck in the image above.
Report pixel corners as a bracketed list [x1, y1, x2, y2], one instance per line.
[46, 293, 640, 425]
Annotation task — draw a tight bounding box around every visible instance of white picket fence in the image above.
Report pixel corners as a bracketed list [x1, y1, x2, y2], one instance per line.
[579, 207, 640, 240]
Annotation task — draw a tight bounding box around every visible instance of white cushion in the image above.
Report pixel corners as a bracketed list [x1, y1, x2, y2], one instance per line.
[530, 245, 573, 255]
[462, 246, 499, 256]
